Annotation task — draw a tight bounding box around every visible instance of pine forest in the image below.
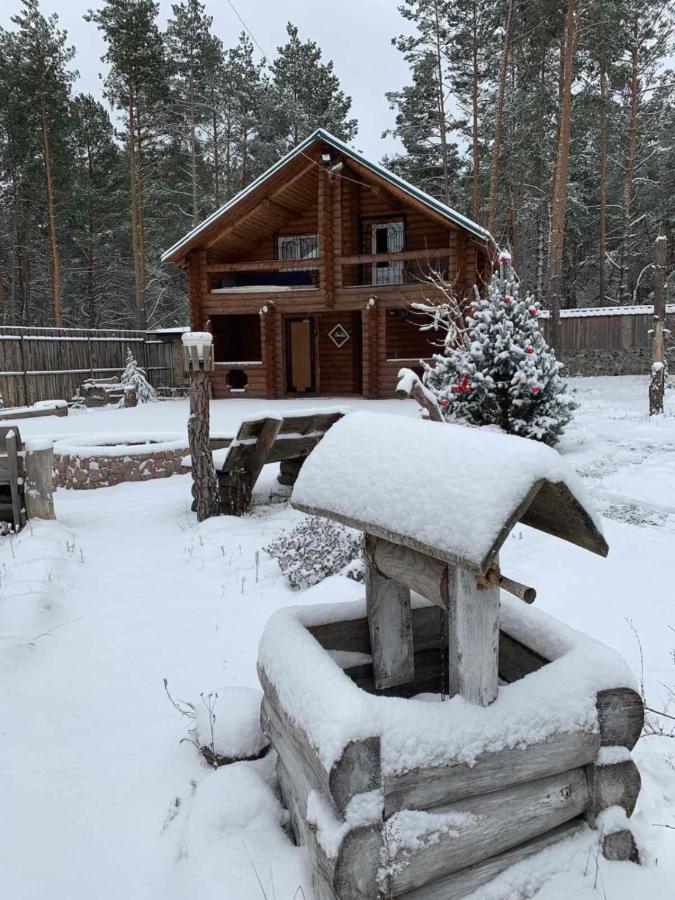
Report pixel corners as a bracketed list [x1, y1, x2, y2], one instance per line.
[0, 0, 673, 331]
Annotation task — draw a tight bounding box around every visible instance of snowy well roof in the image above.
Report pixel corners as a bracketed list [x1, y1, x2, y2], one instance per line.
[292, 412, 607, 574]
[161, 129, 494, 265]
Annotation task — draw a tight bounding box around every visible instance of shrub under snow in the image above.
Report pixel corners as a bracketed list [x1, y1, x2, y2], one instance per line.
[264, 516, 362, 589]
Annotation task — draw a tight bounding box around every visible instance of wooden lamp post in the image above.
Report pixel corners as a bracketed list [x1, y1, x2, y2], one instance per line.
[182, 331, 220, 521]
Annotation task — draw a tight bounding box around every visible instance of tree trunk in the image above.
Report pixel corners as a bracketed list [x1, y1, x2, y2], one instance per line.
[41, 101, 61, 327]
[189, 72, 199, 226]
[547, 0, 577, 352]
[649, 235, 667, 416]
[433, 0, 451, 206]
[188, 369, 220, 521]
[487, 0, 514, 237]
[135, 103, 147, 330]
[598, 62, 608, 304]
[620, 20, 639, 305]
[471, 0, 480, 223]
[127, 87, 145, 331]
[211, 100, 220, 206]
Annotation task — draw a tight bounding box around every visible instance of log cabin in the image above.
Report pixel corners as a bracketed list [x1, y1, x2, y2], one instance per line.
[162, 129, 496, 399]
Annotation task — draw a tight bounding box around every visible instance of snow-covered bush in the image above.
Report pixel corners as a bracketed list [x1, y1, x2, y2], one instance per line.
[418, 254, 576, 445]
[164, 680, 269, 767]
[120, 348, 157, 404]
[264, 516, 362, 589]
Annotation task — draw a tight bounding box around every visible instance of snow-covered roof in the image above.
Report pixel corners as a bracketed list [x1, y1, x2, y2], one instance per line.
[292, 412, 607, 574]
[539, 304, 675, 319]
[161, 129, 494, 264]
[145, 326, 189, 334]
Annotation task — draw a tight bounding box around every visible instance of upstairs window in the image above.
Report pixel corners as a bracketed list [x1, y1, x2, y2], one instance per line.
[277, 234, 319, 271]
[370, 221, 404, 285]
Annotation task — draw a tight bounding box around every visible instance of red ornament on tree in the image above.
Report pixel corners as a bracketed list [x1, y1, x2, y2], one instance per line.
[531, 386, 541, 395]
[439, 398, 449, 407]
[503, 295, 513, 304]
[451, 374, 472, 394]
[529, 306, 538, 317]
[526, 346, 534, 354]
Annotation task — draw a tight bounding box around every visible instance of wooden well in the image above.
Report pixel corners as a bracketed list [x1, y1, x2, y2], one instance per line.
[258, 413, 644, 899]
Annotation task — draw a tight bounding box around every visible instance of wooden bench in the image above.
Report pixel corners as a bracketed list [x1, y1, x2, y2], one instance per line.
[217, 408, 346, 516]
[0, 425, 26, 531]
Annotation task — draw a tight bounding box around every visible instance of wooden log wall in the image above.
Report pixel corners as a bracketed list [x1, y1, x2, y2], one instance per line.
[0, 327, 177, 407]
[262, 604, 644, 898]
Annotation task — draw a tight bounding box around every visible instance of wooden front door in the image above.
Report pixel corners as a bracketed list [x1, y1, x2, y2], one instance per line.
[285, 317, 315, 393]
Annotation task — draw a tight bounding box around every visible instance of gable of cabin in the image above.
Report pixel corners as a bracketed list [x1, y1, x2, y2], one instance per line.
[165, 133, 495, 399]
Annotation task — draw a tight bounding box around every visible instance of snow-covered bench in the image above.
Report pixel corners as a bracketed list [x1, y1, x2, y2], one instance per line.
[258, 412, 643, 899]
[0, 399, 68, 422]
[217, 407, 347, 516]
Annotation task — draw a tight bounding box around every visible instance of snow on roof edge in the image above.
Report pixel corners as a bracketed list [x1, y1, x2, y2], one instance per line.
[161, 129, 495, 263]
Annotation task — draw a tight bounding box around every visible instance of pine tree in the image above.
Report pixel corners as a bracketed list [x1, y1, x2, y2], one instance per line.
[5, 0, 75, 326]
[166, 0, 223, 227]
[262, 23, 357, 160]
[420, 253, 576, 445]
[86, 0, 168, 330]
[383, 52, 464, 202]
[120, 348, 157, 403]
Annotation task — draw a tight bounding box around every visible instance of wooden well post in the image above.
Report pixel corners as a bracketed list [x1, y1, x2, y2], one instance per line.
[25, 440, 55, 520]
[182, 332, 220, 522]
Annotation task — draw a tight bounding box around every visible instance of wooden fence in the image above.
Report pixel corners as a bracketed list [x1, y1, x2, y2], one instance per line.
[539, 304, 675, 353]
[0, 326, 178, 408]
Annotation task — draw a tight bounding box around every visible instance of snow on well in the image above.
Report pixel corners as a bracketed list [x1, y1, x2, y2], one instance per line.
[193, 686, 269, 761]
[258, 592, 635, 775]
[292, 411, 603, 571]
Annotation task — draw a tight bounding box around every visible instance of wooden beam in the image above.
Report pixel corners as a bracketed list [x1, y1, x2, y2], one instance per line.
[596, 688, 644, 749]
[340, 247, 453, 266]
[586, 757, 641, 822]
[205, 257, 320, 273]
[447, 565, 499, 706]
[318, 169, 335, 305]
[365, 547, 415, 690]
[258, 664, 381, 815]
[389, 768, 589, 895]
[25, 444, 55, 520]
[399, 819, 583, 900]
[269, 160, 315, 197]
[385, 728, 599, 816]
[368, 535, 449, 609]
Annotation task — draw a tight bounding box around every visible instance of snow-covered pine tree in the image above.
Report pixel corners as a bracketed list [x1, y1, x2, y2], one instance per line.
[420, 252, 576, 445]
[120, 348, 158, 404]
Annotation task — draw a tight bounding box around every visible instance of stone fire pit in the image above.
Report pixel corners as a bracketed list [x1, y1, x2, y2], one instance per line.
[53, 433, 189, 490]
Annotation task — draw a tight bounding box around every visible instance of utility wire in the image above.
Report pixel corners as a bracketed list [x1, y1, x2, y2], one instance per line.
[225, 0, 268, 60]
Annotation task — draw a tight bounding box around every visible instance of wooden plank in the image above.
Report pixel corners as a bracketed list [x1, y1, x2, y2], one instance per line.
[258, 664, 381, 816]
[0, 404, 67, 421]
[385, 728, 599, 816]
[365, 555, 414, 690]
[340, 247, 453, 266]
[25, 445, 55, 520]
[5, 431, 24, 530]
[388, 768, 590, 895]
[447, 565, 499, 706]
[205, 256, 321, 273]
[244, 416, 283, 486]
[399, 818, 584, 899]
[596, 688, 644, 749]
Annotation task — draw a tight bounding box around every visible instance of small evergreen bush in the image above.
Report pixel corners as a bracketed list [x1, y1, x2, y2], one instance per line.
[264, 517, 361, 589]
[120, 348, 158, 403]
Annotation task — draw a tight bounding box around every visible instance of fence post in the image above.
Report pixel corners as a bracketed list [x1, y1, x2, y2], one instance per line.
[649, 235, 668, 416]
[19, 335, 29, 407]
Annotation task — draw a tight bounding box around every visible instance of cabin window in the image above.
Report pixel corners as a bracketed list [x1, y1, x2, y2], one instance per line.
[385, 308, 437, 361]
[371, 222, 404, 285]
[277, 234, 319, 271]
[211, 314, 262, 363]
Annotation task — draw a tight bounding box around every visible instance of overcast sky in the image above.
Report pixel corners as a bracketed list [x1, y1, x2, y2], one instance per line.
[2, 0, 413, 160]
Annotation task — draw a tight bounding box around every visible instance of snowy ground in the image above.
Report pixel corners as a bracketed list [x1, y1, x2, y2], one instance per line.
[1, 376, 674, 900]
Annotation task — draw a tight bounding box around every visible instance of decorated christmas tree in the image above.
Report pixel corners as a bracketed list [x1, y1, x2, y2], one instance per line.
[420, 252, 576, 445]
[120, 349, 158, 404]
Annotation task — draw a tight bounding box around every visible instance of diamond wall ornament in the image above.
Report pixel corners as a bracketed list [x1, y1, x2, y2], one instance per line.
[328, 323, 350, 348]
